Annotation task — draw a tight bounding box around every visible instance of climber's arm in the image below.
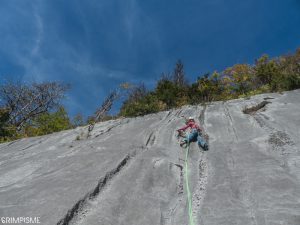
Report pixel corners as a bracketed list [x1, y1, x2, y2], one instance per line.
[177, 124, 189, 131]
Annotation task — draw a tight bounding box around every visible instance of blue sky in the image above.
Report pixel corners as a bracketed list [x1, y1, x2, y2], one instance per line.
[1, 0, 300, 118]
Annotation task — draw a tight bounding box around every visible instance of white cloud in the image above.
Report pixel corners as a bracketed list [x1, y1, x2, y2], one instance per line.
[0, 0, 167, 115]
[123, 0, 139, 42]
[31, 8, 44, 57]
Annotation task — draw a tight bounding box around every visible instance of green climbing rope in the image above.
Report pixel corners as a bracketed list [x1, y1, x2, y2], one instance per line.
[185, 141, 196, 225]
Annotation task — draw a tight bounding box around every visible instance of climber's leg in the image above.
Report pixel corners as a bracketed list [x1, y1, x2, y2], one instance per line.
[197, 133, 209, 150]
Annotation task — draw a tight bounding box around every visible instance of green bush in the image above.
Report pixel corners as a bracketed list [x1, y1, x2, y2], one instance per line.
[0, 108, 20, 142]
[120, 93, 163, 117]
[24, 107, 72, 137]
[155, 79, 180, 108]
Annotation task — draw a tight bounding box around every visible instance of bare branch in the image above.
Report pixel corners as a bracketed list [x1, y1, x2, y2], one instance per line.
[88, 90, 120, 133]
[0, 81, 69, 130]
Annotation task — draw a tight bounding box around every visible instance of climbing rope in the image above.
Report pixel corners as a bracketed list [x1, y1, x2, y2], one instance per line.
[184, 138, 196, 225]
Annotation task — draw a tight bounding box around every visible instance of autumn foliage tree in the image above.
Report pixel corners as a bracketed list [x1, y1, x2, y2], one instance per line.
[223, 64, 255, 96]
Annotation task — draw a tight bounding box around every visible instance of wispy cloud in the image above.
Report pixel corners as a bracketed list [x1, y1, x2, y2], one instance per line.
[31, 7, 44, 57]
[1, 0, 300, 117]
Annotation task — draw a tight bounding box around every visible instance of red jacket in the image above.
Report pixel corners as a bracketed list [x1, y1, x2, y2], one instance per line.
[178, 121, 202, 132]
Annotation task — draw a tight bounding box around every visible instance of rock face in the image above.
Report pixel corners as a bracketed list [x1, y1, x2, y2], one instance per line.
[1, 90, 300, 225]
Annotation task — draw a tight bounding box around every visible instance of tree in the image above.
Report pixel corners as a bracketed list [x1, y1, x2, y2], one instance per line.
[223, 64, 255, 95]
[279, 49, 300, 90]
[155, 79, 179, 108]
[119, 92, 162, 117]
[173, 60, 187, 87]
[196, 73, 214, 102]
[72, 113, 85, 128]
[0, 108, 11, 138]
[254, 55, 281, 91]
[0, 81, 69, 130]
[88, 90, 119, 132]
[126, 83, 147, 103]
[93, 90, 118, 122]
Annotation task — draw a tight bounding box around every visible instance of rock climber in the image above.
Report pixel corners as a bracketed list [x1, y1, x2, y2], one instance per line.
[177, 117, 209, 151]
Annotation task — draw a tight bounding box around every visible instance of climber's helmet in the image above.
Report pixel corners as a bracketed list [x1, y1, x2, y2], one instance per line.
[188, 117, 194, 122]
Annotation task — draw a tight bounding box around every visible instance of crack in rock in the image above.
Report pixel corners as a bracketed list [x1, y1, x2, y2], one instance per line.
[174, 163, 184, 195]
[93, 120, 128, 138]
[57, 150, 137, 225]
[146, 132, 156, 147]
[192, 156, 208, 222]
[223, 103, 238, 141]
[175, 109, 183, 117]
[243, 101, 271, 115]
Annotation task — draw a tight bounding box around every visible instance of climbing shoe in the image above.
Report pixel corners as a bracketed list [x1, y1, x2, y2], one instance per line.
[203, 143, 209, 151]
[180, 140, 187, 147]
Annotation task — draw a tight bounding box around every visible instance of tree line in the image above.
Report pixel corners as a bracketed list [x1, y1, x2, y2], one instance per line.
[1, 48, 300, 142]
[119, 48, 300, 116]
